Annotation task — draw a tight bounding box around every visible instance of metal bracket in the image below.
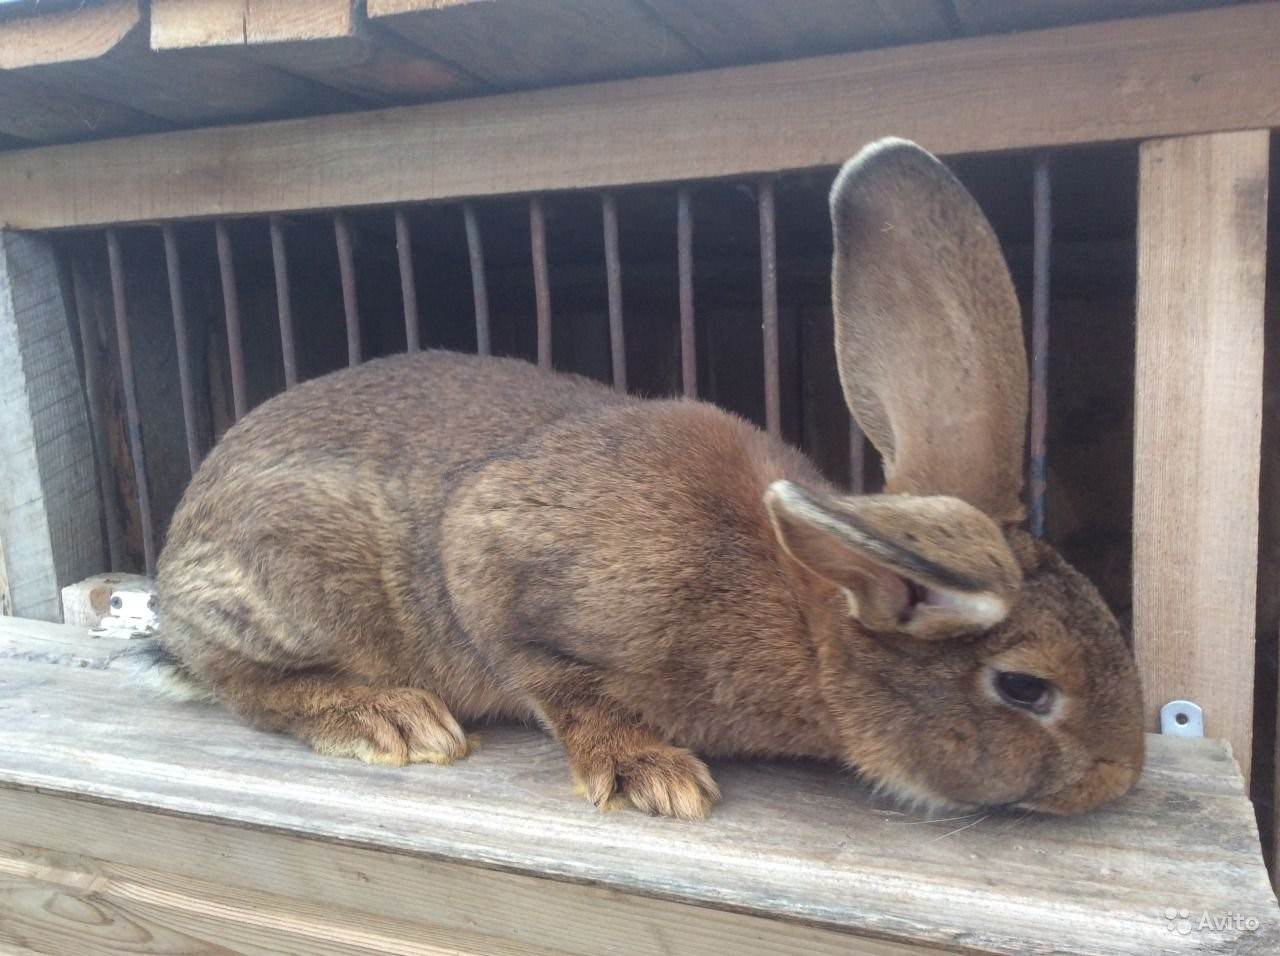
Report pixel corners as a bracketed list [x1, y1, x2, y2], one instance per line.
[1159, 700, 1204, 738]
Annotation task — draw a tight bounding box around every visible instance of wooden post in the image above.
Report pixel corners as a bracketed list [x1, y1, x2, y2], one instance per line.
[1133, 131, 1269, 782]
[0, 232, 105, 620]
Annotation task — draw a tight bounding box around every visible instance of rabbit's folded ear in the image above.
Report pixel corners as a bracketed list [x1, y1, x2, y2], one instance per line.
[765, 481, 1021, 639]
[830, 138, 1028, 525]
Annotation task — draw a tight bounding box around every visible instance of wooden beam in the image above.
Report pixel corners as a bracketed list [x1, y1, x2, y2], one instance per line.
[1133, 130, 1269, 782]
[0, 234, 104, 621]
[0, 0, 139, 70]
[641, 0, 952, 65]
[150, 0, 473, 104]
[367, 0, 705, 88]
[1, 3, 1279, 229]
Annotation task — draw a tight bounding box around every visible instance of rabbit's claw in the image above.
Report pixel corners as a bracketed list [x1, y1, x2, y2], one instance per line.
[303, 686, 471, 767]
[571, 743, 720, 820]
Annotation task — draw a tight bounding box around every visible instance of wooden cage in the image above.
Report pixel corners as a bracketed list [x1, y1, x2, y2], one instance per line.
[1, 1, 1279, 953]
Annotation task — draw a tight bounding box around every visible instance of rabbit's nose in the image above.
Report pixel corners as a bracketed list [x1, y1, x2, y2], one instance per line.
[1017, 758, 1140, 815]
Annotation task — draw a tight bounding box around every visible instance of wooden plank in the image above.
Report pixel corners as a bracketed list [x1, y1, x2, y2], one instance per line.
[151, 0, 474, 103]
[951, 0, 1237, 35]
[1133, 130, 1269, 784]
[367, 0, 706, 88]
[0, 70, 165, 145]
[643, 0, 952, 65]
[2, 3, 1280, 229]
[0, 235, 104, 622]
[0, 617, 1277, 955]
[0, 0, 139, 69]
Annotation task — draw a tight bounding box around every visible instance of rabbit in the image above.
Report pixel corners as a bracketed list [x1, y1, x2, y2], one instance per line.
[145, 137, 1144, 820]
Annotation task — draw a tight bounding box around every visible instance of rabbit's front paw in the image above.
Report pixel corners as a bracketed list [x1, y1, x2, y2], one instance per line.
[571, 744, 720, 820]
[303, 686, 471, 767]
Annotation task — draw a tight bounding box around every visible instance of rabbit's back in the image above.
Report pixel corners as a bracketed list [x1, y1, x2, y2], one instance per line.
[156, 351, 627, 717]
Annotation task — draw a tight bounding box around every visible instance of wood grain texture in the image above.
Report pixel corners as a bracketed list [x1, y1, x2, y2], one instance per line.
[367, 0, 705, 88]
[642, 0, 952, 65]
[0, 236, 103, 622]
[0, 0, 140, 70]
[151, 0, 472, 103]
[4, 3, 1280, 229]
[1133, 131, 1269, 784]
[0, 616, 1276, 955]
[950, 0, 1237, 34]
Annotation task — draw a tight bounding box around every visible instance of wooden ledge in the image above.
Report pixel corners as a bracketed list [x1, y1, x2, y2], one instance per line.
[1, 616, 1277, 955]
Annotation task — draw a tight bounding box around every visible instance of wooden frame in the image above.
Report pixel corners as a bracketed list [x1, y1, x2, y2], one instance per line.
[1132, 130, 1271, 783]
[1, 3, 1280, 229]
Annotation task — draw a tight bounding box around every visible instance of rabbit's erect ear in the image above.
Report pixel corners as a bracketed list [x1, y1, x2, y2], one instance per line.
[831, 138, 1028, 525]
[765, 481, 1021, 639]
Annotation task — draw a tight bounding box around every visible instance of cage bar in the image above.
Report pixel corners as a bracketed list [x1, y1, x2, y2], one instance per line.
[1029, 154, 1052, 538]
[269, 216, 298, 387]
[67, 256, 125, 571]
[759, 179, 781, 438]
[213, 221, 248, 420]
[105, 230, 157, 577]
[394, 208, 420, 353]
[530, 197, 552, 370]
[849, 424, 866, 495]
[677, 188, 696, 398]
[462, 203, 491, 356]
[161, 225, 201, 474]
[334, 213, 362, 366]
[602, 193, 626, 392]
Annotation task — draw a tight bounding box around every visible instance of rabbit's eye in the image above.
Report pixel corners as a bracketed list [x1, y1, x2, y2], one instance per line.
[995, 671, 1052, 714]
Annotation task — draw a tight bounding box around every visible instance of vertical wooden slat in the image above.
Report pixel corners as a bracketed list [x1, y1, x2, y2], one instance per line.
[67, 258, 125, 571]
[462, 203, 491, 356]
[602, 193, 626, 392]
[758, 179, 780, 438]
[394, 209, 420, 353]
[161, 225, 201, 474]
[213, 221, 247, 420]
[269, 216, 298, 387]
[104, 230, 156, 578]
[1133, 130, 1269, 782]
[677, 187, 696, 398]
[334, 213, 361, 366]
[1029, 154, 1052, 539]
[530, 197, 552, 370]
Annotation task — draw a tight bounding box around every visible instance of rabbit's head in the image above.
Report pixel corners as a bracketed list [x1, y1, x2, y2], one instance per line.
[765, 139, 1143, 814]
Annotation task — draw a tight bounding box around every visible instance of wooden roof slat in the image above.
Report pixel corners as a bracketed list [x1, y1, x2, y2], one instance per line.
[151, 0, 476, 107]
[366, 0, 709, 88]
[950, 0, 1241, 34]
[0, 0, 139, 70]
[1, 3, 1278, 230]
[642, 0, 956, 66]
[0, 69, 166, 143]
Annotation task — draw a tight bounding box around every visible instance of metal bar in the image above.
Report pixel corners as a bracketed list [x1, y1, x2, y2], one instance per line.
[758, 179, 780, 438]
[677, 187, 696, 398]
[462, 203, 491, 355]
[334, 213, 362, 366]
[530, 196, 552, 369]
[105, 230, 156, 577]
[67, 255, 125, 571]
[161, 225, 201, 473]
[1029, 154, 1052, 538]
[214, 220, 247, 420]
[849, 422, 866, 495]
[602, 192, 626, 392]
[269, 216, 298, 387]
[394, 208, 420, 352]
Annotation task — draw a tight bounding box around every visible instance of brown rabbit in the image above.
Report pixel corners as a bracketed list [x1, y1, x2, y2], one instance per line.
[146, 138, 1144, 820]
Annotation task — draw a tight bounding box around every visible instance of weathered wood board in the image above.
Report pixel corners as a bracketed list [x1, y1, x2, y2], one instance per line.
[0, 616, 1276, 954]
